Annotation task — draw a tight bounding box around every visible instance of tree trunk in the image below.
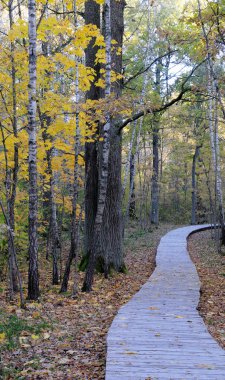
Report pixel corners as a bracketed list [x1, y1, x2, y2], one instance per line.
[129, 152, 136, 218]
[191, 145, 201, 225]
[122, 122, 136, 200]
[83, 0, 126, 276]
[150, 117, 160, 225]
[6, 0, 19, 293]
[27, 0, 39, 300]
[99, 0, 126, 275]
[60, 4, 81, 292]
[150, 61, 161, 226]
[84, 0, 100, 257]
[82, 0, 112, 291]
[0, 199, 25, 308]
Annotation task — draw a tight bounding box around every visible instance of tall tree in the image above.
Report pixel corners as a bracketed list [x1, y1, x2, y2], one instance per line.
[83, 0, 100, 262]
[99, 0, 126, 274]
[27, 0, 39, 300]
[83, 0, 112, 291]
[83, 0, 126, 278]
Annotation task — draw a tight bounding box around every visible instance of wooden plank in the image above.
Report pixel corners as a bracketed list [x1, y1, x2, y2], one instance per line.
[105, 225, 225, 379]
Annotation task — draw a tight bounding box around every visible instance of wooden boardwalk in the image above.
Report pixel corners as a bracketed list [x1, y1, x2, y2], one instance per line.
[105, 225, 225, 380]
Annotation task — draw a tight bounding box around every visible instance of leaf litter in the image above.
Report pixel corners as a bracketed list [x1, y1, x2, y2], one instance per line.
[188, 230, 225, 349]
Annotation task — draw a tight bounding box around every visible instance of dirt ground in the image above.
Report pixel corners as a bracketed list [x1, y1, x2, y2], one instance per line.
[188, 229, 225, 349]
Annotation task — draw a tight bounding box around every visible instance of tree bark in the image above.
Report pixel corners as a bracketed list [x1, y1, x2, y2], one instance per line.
[150, 61, 162, 226]
[84, 0, 100, 258]
[82, 0, 112, 291]
[83, 0, 126, 276]
[150, 116, 160, 226]
[191, 145, 201, 225]
[6, 0, 19, 293]
[27, 0, 39, 300]
[129, 152, 136, 218]
[99, 0, 126, 275]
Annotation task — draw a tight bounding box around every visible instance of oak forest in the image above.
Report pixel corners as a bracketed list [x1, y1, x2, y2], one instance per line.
[0, 0, 225, 379]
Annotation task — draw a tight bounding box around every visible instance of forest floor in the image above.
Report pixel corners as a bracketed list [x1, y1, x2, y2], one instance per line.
[188, 229, 225, 349]
[0, 225, 224, 379]
[0, 223, 175, 380]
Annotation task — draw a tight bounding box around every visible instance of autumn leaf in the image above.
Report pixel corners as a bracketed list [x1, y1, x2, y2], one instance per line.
[0, 332, 6, 342]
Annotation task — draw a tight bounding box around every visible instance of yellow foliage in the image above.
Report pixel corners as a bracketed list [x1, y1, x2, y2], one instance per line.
[8, 20, 28, 41]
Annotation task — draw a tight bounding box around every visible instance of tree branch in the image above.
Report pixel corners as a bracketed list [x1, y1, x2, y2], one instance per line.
[117, 59, 206, 134]
[124, 50, 177, 86]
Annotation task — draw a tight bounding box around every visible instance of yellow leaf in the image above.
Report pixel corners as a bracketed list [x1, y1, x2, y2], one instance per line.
[31, 334, 39, 340]
[0, 332, 6, 342]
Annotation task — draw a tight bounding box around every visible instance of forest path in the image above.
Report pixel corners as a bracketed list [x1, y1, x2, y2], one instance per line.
[105, 225, 225, 380]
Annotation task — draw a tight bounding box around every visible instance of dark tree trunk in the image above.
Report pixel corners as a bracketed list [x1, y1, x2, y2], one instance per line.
[82, 0, 125, 278]
[60, 253, 74, 292]
[84, 0, 100, 256]
[129, 152, 136, 218]
[99, 0, 126, 275]
[83, 0, 112, 291]
[7, 0, 19, 293]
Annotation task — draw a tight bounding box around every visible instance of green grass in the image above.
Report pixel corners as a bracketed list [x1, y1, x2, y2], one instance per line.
[0, 365, 26, 380]
[0, 311, 50, 351]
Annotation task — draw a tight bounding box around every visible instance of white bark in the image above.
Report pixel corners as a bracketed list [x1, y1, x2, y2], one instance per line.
[28, 0, 39, 299]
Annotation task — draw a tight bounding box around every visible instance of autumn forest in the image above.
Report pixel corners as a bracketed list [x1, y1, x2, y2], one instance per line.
[0, 0, 225, 378]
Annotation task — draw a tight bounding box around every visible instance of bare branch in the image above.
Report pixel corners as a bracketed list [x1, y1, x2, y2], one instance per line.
[124, 50, 177, 86]
[117, 60, 206, 133]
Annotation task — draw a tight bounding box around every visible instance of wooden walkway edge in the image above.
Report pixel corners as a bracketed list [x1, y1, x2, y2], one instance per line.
[105, 225, 225, 380]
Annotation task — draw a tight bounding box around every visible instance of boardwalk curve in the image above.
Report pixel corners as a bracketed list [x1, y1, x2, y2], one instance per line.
[105, 225, 225, 380]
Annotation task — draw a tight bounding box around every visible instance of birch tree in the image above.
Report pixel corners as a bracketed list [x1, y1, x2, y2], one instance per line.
[27, 0, 39, 300]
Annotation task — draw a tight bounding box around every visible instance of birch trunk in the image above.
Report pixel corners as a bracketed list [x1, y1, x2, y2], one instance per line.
[27, 0, 39, 300]
[150, 117, 160, 225]
[150, 60, 162, 226]
[191, 145, 201, 225]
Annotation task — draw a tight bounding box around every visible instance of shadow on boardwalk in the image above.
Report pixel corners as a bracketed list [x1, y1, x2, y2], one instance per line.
[105, 225, 225, 380]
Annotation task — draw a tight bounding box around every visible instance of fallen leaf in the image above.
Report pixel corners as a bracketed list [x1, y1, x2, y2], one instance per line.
[31, 334, 39, 340]
[0, 332, 6, 342]
[58, 357, 71, 365]
[43, 332, 50, 340]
